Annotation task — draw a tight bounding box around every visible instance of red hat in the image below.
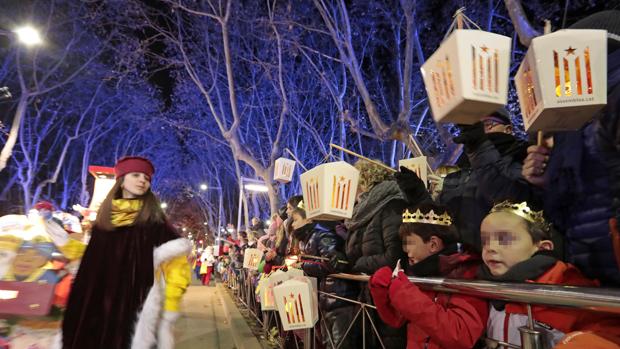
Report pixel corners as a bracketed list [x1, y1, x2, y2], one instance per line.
[33, 201, 55, 211]
[114, 156, 155, 179]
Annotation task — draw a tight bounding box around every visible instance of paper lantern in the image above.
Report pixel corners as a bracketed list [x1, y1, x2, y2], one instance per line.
[399, 156, 429, 188]
[515, 29, 607, 132]
[274, 158, 296, 184]
[300, 161, 359, 220]
[243, 248, 263, 270]
[273, 277, 318, 330]
[421, 29, 512, 124]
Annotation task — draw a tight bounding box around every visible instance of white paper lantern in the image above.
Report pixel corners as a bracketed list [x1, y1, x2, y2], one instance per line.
[515, 29, 607, 132]
[421, 29, 512, 124]
[243, 248, 263, 270]
[273, 277, 318, 331]
[259, 270, 285, 310]
[300, 161, 359, 221]
[274, 158, 296, 184]
[399, 156, 429, 188]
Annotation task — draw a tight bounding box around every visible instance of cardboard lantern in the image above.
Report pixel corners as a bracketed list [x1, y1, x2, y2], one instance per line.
[421, 29, 512, 124]
[273, 276, 318, 331]
[300, 161, 359, 221]
[274, 158, 296, 184]
[243, 248, 263, 270]
[399, 156, 429, 188]
[260, 269, 286, 311]
[515, 29, 607, 132]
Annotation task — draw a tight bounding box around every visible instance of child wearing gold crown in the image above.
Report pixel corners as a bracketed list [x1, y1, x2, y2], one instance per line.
[369, 202, 488, 349]
[478, 201, 620, 348]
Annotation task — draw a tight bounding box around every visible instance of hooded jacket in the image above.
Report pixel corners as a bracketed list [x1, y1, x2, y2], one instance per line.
[344, 180, 408, 274]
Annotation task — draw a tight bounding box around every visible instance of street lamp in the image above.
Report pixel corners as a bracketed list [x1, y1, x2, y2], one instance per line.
[244, 183, 269, 192]
[160, 202, 168, 209]
[237, 177, 269, 233]
[200, 184, 208, 191]
[13, 26, 42, 46]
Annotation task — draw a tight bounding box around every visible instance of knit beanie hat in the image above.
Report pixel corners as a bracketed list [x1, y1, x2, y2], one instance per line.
[114, 156, 155, 179]
[569, 10, 620, 53]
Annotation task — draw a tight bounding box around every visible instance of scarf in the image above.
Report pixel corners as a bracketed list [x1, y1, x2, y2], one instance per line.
[478, 251, 558, 310]
[110, 199, 143, 227]
[407, 244, 460, 277]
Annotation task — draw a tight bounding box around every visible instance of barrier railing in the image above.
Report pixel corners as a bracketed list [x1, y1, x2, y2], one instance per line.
[224, 267, 620, 349]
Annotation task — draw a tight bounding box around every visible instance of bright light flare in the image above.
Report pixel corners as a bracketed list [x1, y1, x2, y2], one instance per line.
[160, 202, 168, 209]
[244, 184, 268, 192]
[200, 184, 208, 190]
[14, 26, 42, 46]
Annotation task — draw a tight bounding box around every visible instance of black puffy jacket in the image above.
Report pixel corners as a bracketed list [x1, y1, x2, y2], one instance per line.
[344, 180, 408, 274]
[298, 223, 359, 311]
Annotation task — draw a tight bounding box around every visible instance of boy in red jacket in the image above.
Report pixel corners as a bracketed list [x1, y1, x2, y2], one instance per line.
[479, 201, 620, 348]
[369, 203, 488, 349]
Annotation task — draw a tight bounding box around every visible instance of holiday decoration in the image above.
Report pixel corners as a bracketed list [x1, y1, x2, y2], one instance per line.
[300, 161, 359, 220]
[421, 30, 512, 124]
[399, 156, 429, 188]
[515, 29, 607, 132]
[273, 276, 318, 331]
[243, 248, 264, 270]
[274, 158, 296, 184]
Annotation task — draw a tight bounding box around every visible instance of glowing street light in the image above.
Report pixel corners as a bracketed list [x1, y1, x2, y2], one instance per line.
[203, 222, 208, 226]
[182, 227, 187, 232]
[200, 184, 208, 191]
[244, 183, 269, 192]
[13, 26, 42, 46]
[160, 202, 168, 209]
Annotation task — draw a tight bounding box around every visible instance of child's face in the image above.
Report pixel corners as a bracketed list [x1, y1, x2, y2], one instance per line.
[402, 233, 436, 265]
[13, 248, 47, 277]
[291, 213, 309, 231]
[481, 212, 542, 276]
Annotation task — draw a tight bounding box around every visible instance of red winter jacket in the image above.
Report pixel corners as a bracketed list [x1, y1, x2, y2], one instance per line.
[487, 261, 620, 348]
[370, 252, 487, 349]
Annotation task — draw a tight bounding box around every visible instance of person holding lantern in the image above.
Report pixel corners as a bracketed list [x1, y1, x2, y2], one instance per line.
[521, 11, 620, 286]
[58, 156, 192, 349]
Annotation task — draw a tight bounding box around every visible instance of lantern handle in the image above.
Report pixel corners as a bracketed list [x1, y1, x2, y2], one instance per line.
[443, 8, 482, 41]
[284, 148, 309, 172]
[329, 143, 397, 173]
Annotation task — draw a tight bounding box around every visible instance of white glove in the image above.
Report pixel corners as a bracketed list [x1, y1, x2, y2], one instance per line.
[158, 311, 180, 349]
[392, 259, 403, 279]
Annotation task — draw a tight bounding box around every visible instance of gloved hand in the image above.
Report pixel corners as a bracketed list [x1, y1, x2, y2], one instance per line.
[326, 250, 349, 273]
[370, 266, 393, 289]
[394, 166, 431, 205]
[427, 174, 444, 201]
[452, 122, 486, 149]
[388, 270, 412, 299]
[158, 311, 180, 349]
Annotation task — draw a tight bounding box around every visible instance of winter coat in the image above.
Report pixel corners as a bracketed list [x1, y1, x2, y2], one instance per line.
[486, 261, 620, 348]
[345, 180, 408, 274]
[370, 250, 488, 349]
[439, 134, 530, 252]
[60, 222, 191, 349]
[299, 223, 359, 311]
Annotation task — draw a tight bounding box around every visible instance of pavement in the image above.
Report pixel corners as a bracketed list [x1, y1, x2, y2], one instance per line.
[174, 281, 263, 349]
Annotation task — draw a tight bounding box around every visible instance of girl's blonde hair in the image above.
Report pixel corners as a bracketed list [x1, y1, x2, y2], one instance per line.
[355, 159, 394, 193]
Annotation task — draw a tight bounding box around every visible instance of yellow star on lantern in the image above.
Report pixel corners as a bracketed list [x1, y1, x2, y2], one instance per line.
[480, 45, 489, 53]
[565, 46, 577, 55]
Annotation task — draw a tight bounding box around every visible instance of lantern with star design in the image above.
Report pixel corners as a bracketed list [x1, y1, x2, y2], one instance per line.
[273, 276, 318, 330]
[243, 248, 263, 270]
[515, 30, 607, 132]
[420, 29, 512, 124]
[300, 161, 359, 220]
[274, 158, 296, 184]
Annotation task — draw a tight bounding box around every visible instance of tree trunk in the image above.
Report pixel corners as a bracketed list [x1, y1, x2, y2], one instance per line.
[0, 93, 28, 172]
[504, 0, 541, 47]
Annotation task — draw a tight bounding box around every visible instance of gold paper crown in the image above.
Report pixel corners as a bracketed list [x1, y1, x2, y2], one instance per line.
[402, 209, 452, 226]
[490, 201, 550, 232]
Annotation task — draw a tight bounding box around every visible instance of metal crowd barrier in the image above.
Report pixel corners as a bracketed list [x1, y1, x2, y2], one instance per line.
[224, 267, 620, 349]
